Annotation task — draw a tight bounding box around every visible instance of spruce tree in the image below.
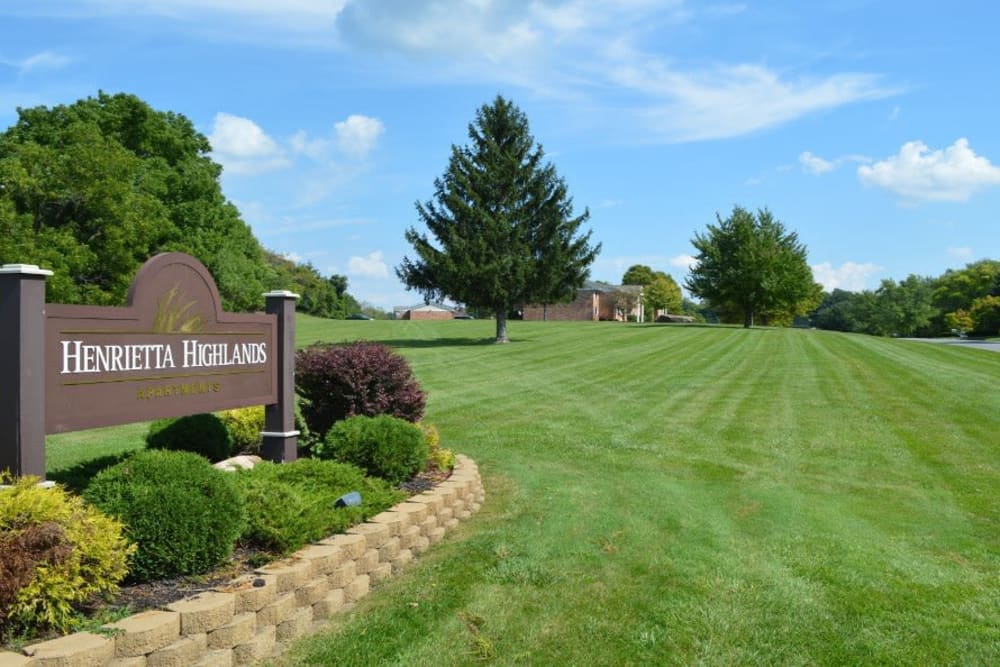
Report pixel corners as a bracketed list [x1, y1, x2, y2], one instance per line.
[397, 96, 600, 343]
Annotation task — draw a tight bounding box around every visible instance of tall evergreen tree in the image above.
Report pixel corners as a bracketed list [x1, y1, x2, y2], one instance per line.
[396, 96, 600, 343]
[686, 206, 820, 328]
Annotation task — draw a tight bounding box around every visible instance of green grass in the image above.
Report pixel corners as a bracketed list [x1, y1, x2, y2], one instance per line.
[280, 317, 1000, 665]
[46, 315, 1000, 664]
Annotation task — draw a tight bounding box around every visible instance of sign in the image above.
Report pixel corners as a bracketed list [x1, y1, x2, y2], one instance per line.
[45, 254, 277, 433]
[1, 253, 298, 477]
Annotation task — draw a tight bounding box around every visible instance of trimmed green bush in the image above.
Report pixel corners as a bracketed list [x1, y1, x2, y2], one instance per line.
[296, 341, 426, 437]
[314, 415, 428, 485]
[83, 450, 246, 582]
[235, 458, 404, 555]
[0, 476, 133, 636]
[146, 413, 232, 462]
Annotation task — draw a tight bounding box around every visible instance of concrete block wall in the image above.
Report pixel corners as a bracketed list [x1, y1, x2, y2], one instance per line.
[2, 456, 484, 667]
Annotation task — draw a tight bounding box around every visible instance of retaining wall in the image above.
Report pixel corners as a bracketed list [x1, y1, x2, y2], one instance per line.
[1, 456, 484, 667]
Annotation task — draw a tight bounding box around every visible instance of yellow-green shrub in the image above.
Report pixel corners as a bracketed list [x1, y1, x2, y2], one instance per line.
[420, 422, 455, 472]
[219, 406, 265, 454]
[0, 476, 133, 636]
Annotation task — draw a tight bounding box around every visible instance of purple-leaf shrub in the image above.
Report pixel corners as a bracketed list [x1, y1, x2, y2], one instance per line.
[295, 341, 426, 437]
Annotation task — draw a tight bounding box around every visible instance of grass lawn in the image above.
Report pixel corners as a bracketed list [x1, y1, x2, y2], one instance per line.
[46, 316, 1000, 664]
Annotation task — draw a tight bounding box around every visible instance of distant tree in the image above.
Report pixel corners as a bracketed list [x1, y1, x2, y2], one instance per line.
[968, 295, 1000, 335]
[0, 92, 273, 310]
[812, 289, 864, 332]
[932, 259, 1000, 313]
[622, 264, 656, 287]
[871, 275, 938, 337]
[645, 272, 683, 318]
[686, 206, 820, 328]
[263, 251, 360, 318]
[397, 96, 600, 343]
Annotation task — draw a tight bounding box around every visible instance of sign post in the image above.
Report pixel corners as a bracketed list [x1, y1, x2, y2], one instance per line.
[262, 290, 300, 463]
[0, 264, 52, 478]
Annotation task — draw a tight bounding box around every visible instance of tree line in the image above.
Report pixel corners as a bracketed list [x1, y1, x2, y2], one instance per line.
[0, 92, 361, 318]
[812, 260, 1000, 337]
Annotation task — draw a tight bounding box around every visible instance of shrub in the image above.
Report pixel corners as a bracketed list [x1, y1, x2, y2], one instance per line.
[83, 450, 246, 582]
[315, 415, 428, 485]
[234, 458, 404, 555]
[296, 341, 426, 437]
[218, 406, 265, 454]
[420, 422, 455, 472]
[0, 476, 133, 635]
[146, 413, 232, 462]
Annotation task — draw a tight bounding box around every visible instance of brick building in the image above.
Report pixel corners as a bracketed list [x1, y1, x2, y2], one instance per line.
[523, 282, 644, 322]
[394, 303, 456, 320]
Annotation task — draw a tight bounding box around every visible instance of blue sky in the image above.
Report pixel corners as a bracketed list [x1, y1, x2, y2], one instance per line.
[2, 1, 998, 309]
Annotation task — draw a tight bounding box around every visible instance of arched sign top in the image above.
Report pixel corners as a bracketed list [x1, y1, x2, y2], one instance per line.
[125, 252, 226, 332]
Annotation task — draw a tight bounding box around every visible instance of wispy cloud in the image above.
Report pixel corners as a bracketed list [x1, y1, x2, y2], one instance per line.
[32, 1, 898, 144]
[947, 246, 973, 260]
[799, 150, 870, 175]
[858, 138, 1000, 203]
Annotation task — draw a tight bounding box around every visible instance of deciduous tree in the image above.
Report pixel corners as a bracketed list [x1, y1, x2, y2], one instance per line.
[686, 206, 819, 328]
[397, 96, 600, 343]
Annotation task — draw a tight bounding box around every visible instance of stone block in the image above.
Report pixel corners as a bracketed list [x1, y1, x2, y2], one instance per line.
[219, 574, 277, 614]
[410, 535, 431, 555]
[256, 592, 296, 628]
[346, 522, 390, 549]
[293, 544, 345, 576]
[437, 506, 454, 523]
[207, 612, 256, 650]
[275, 606, 312, 641]
[253, 558, 312, 593]
[344, 574, 370, 603]
[407, 493, 444, 514]
[192, 649, 233, 667]
[367, 511, 407, 536]
[294, 576, 330, 607]
[318, 533, 366, 560]
[399, 525, 422, 550]
[146, 634, 207, 667]
[106, 610, 181, 658]
[368, 562, 393, 584]
[419, 515, 439, 536]
[428, 526, 447, 544]
[444, 518, 459, 530]
[393, 502, 429, 524]
[232, 626, 275, 667]
[166, 592, 235, 636]
[391, 549, 413, 573]
[354, 548, 380, 575]
[329, 560, 356, 588]
[470, 502, 483, 513]
[312, 589, 345, 620]
[378, 536, 400, 563]
[0, 653, 35, 667]
[23, 632, 114, 666]
[433, 486, 457, 507]
[457, 509, 472, 521]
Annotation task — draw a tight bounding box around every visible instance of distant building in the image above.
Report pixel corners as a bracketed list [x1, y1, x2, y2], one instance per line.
[394, 303, 456, 320]
[523, 282, 644, 322]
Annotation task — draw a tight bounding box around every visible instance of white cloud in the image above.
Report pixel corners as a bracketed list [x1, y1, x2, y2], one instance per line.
[888, 105, 901, 121]
[335, 115, 385, 159]
[669, 254, 698, 271]
[858, 138, 1000, 203]
[947, 246, 973, 260]
[348, 251, 390, 279]
[811, 261, 882, 292]
[209, 112, 290, 174]
[799, 151, 834, 175]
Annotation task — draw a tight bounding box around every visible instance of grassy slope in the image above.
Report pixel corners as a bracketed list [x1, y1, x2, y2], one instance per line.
[284, 317, 999, 665]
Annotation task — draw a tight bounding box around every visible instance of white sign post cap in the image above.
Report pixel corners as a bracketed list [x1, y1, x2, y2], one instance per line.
[263, 290, 300, 299]
[0, 264, 53, 276]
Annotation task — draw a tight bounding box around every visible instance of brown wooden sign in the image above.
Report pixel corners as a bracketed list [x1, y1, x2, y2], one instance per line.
[1, 253, 299, 477]
[45, 254, 277, 433]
